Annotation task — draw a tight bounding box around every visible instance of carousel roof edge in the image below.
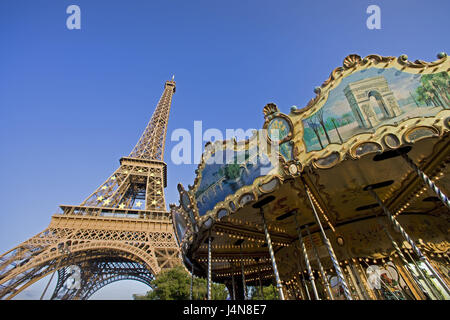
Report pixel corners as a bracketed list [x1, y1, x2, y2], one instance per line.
[286, 52, 450, 170]
[177, 52, 450, 201]
[172, 173, 288, 250]
[188, 130, 265, 191]
[290, 52, 448, 117]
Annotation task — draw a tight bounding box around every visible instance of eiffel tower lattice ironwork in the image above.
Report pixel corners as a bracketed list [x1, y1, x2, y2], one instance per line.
[0, 79, 180, 300]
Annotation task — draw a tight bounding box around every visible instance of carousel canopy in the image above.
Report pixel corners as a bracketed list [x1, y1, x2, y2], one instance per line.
[170, 53, 450, 287]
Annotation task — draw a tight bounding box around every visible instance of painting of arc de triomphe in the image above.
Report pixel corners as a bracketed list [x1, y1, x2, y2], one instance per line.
[301, 67, 448, 152]
[343, 76, 403, 129]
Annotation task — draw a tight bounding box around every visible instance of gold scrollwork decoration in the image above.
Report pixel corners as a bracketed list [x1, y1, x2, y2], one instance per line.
[403, 125, 439, 144]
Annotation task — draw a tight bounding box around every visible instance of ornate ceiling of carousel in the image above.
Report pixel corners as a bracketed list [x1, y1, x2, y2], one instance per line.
[170, 53, 450, 286]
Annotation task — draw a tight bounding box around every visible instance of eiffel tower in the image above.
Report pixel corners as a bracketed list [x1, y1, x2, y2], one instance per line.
[0, 79, 180, 300]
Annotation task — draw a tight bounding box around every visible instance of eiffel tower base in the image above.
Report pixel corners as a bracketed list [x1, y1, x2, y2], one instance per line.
[0, 212, 180, 300]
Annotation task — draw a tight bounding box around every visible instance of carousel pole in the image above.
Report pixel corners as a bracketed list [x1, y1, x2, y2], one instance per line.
[231, 270, 236, 300]
[345, 264, 364, 300]
[295, 269, 306, 300]
[361, 260, 402, 300]
[207, 234, 212, 300]
[355, 260, 378, 300]
[400, 153, 450, 210]
[190, 263, 194, 300]
[350, 261, 373, 300]
[367, 187, 450, 297]
[303, 182, 353, 300]
[260, 207, 285, 300]
[423, 252, 450, 289]
[299, 262, 312, 300]
[239, 244, 248, 300]
[296, 257, 311, 300]
[305, 224, 334, 300]
[255, 258, 265, 299]
[404, 250, 443, 299]
[293, 214, 320, 300]
[374, 214, 431, 298]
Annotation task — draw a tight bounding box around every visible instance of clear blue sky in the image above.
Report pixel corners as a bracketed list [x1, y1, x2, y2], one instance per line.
[0, 0, 448, 299]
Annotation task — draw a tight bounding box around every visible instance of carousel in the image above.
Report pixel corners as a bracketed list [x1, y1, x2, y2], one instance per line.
[170, 53, 450, 300]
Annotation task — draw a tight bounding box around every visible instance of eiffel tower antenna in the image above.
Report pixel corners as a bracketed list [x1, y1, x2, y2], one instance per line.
[129, 79, 175, 161]
[0, 79, 180, 300]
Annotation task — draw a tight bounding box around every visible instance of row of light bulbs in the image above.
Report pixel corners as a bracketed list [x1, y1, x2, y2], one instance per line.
[306, 189, 335, 233]
[197, 257, 270, 264]
[224, 216, 287, 234]
[212, 231, 290, 247]
[244, 274, 274, 282]
[394, 169, 445, 217]
[198, 257, 270, 263]
[215, 266, 273, 278]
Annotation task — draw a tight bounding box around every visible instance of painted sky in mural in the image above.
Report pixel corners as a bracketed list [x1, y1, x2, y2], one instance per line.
[302, 68, 449, 152]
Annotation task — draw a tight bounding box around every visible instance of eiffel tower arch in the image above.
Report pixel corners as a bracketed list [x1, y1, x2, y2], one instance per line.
[0, 79, 181, 300]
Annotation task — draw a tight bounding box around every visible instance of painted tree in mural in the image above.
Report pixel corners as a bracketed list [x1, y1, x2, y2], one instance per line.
[330, 117, 344, 143]
[306, 119, 324, 149]
[415, 86, 435, 107]
[416, 72, 450, 108]
[315, 109, 331, 144]
[425, 72, 450, 107]
[409, 91, 421, 107]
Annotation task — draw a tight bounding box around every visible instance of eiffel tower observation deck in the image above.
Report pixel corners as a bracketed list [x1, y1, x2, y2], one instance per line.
[0, 79, 181, 300]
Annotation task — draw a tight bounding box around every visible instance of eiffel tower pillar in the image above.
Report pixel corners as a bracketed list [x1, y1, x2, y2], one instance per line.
[0, 79, 180, 300]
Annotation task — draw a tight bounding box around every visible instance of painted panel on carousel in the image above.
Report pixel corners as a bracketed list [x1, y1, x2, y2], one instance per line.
[267, 117, 294, 161]
[302, 68, 449, 152]
[173, 209, 188, 246]
[195, 144, 275, 216]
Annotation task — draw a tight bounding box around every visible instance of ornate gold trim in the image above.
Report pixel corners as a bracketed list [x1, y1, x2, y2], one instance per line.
[288, 53, 449, 171]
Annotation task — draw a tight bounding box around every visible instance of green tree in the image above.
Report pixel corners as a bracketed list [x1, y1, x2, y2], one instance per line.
[133, 265, 229, 300]
[192, 277, 229, 300]
[248, 285, 280, 300]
